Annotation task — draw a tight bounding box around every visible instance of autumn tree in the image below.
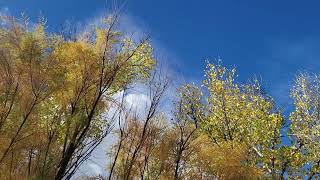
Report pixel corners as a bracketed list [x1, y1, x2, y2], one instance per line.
[170, 84, 203, 180]
[107, 74, 168, 180]
[0, 14, 155, 180]
[200, 62, 284, 178]
[290, 73, 320, 179]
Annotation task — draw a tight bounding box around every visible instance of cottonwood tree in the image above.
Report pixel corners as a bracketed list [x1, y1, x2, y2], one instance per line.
[170, 84, 203, 180]
[290, 73, 320, 179]
[0, 14, 155, 180]
[108, 83, 205, 180]
[107, 74, 168, 180]
[200, 62, 284, 178]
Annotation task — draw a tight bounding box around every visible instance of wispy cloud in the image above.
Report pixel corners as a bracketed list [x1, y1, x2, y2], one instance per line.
[0, 6, 9, 25]
[0, 6, 8, 14]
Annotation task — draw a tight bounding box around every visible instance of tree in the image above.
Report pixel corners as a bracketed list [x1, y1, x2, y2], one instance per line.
[171, 84, 203, 180]
[0, 14, 155, 180]
[107, 74, 168, 180]
[200, 62, 284, 178]
[290, 73, 320, 179]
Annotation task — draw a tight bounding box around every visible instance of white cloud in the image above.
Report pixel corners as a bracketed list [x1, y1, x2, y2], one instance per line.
[72, 90, 153, 179]
[88, 163, 103, 176]
[0, 6, 9, 26]
[125, 93, 150, 115]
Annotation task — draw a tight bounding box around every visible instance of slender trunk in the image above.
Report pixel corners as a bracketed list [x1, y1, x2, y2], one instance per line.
[9, 152, 13, 180]
[28, 148, 33, 177]
[0, 101, 36, 164]
[125, 118, 152, 180]
[108, 137, 123, 180]
[125, 144, 141, 180]
[55, 142, 76, 180]
[41, 135, 53, 178]
[140, 155, 149, 180]
[55, 92, 102, 180]
[308, 173, 316, 180]
[308, 160, 320, 180]
[174, 150, 182, 180]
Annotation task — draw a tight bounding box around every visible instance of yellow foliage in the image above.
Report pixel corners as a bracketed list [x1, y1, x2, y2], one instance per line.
[0, 14, 156, 179]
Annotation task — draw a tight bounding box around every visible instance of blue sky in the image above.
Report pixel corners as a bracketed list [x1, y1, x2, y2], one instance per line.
[3, 0, 320, 108]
